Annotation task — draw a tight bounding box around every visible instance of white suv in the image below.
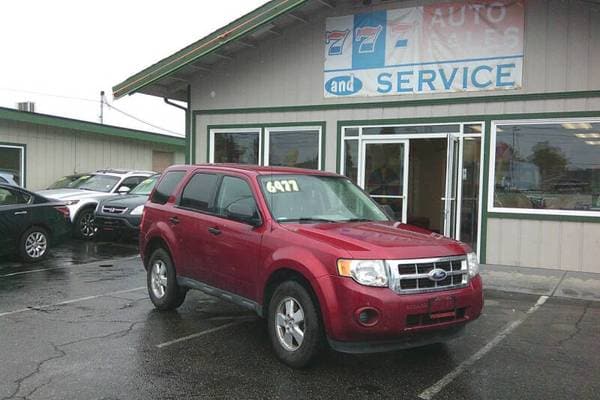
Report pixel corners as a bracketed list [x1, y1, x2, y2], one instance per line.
[38, 169, 155, 239]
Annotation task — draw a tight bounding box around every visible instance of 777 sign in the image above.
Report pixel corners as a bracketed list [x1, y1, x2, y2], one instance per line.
[325, 29, 350, 56]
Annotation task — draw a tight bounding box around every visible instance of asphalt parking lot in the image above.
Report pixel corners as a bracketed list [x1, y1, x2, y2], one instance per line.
[1, 242, 599, 400]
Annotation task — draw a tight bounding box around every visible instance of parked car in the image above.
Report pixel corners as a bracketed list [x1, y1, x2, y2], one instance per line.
[0, 183, 71, 262]
[140, 165, 483, 368]
[0, 171, 19, 186]
[46, 173, 93, 190]
[38, 169, 155, 240]
[95, 174, 159, 238]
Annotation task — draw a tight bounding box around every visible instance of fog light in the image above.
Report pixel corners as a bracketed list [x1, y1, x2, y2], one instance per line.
[356, 307, 380, 327]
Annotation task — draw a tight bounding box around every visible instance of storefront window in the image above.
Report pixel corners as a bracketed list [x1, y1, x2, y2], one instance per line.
[493, 121, 600, 213]
[0, 145, 24, 186]
[267, 128, 321, 170]
[212, 131, 260, 164]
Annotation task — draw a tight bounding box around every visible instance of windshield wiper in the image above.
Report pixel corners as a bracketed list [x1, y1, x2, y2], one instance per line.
[343, 218, 372, 222]
[278, 217, 338, 224]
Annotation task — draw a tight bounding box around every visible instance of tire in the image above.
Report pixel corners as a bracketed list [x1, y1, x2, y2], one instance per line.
[74, 208, 97, 240]
[267, 280, 324, 368]
[147, 248, 187, 311]
[19, 226, 50, 263]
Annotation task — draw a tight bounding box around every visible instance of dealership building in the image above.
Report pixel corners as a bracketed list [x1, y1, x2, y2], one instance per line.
[0, 106, 185, 190]
[113, 0, 600, 273]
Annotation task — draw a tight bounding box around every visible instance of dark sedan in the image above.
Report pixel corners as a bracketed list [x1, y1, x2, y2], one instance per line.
[94, 175, 158, 238]
[0, 184, 71, 262]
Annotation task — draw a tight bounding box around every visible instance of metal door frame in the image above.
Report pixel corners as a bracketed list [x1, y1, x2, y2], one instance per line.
[360, 138, 410, 223]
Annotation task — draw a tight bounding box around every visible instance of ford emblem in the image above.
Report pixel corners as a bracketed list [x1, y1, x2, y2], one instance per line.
[428, 268, 448, 282]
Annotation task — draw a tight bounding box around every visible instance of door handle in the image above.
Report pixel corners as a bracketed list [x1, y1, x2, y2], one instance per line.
[169, 216, 180, 225]
[14, 211, 28, 215]
[208, 227, 221, 236]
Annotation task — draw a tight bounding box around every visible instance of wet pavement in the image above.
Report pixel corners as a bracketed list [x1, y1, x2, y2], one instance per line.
[1, 241, 599, 400]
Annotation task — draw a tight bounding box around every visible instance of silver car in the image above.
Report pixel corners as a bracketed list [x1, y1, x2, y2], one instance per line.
[38, 169, 155, 239]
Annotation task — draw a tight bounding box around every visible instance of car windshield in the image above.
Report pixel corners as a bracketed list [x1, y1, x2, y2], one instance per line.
[77, 175, 120, 193]
[130, 175, 158, 195]
[259, 174, 390, 223]
[47, 174, 93, 189]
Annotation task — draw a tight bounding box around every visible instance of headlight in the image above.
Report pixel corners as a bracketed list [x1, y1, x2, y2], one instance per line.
[130, 205, 144, 216]
[467, 252, 479, 278]
[337, 259, 388, 287]
[65, 200, 79, 206]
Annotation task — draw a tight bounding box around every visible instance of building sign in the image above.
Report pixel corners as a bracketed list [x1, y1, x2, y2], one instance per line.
[324, 1, 524, 98]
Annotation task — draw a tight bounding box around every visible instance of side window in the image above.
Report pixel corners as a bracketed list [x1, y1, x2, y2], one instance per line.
[0, 187, 30, 206]
[150, 171, 185, 205]
[216, 176, 259, 220]
[179, 173, 219, 212]
[118, 176, 143, 191]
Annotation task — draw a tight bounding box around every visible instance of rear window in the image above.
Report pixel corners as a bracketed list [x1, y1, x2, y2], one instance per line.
[150, 171, 185, 205]
[179, 173, 219, 212]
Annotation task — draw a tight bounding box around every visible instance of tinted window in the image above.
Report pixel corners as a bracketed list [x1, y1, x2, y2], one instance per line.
[268, 130, 320, 169]
[216, 176, 258, 219]
[118, 176, 145, 192]
[180, 173, 219, 212]
[151, 171, 185, 205]
[214, 132, 260, 164]
[0, 187, 31, 206]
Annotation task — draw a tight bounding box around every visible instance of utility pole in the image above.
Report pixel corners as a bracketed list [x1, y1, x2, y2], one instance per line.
[99, 91, 105, 124]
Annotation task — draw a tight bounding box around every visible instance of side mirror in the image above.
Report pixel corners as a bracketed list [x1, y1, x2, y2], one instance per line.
[226, 203, 260, 226]
[118, 186, 131, 194]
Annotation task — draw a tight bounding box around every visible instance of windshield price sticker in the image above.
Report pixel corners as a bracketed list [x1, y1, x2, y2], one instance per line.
[265, 179, 300, 193]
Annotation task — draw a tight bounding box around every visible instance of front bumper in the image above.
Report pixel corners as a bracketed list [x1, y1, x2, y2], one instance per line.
[317, 274, 484, 345]
[94, 215, 141, 235]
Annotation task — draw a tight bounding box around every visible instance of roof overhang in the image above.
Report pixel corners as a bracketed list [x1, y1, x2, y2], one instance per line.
[112, 0, 332, 101]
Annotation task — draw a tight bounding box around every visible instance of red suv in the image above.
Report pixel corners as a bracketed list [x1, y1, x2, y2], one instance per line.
[140, 164, 483, 367]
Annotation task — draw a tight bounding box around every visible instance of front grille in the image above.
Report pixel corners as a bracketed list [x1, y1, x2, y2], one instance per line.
[102, 205, 127, 214]
[388, 256, 468, 294]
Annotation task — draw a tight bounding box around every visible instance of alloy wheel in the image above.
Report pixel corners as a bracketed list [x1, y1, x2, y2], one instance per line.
[80, 212, 97, 238]
[25, 231, 48, 259]
[150, 260, 168, 299]
[275, 297, 305, 351]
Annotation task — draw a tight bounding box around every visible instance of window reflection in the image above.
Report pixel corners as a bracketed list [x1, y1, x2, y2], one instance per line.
[494, 122, 600, 212]
[214, 132, 259, 164]
[269, 130, 320, 170]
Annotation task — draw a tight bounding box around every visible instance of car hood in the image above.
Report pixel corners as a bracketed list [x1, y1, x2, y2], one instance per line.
[38, 189, 114, 201]
[284, 221, 468, 260]
[100, 194, 148, 209]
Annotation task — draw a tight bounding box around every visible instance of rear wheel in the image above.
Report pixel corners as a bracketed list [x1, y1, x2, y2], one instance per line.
[74, 208, 97, 240]
[147, 248, 187, 310]
[268, 280, 323, 368]
[19, 227, 50, 262]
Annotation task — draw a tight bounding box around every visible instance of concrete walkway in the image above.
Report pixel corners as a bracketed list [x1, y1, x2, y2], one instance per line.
[481, 264, 600, 301]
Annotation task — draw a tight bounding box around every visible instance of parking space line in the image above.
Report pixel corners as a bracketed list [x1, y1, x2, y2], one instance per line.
[0, 256, 140, 278]
[418, 295, 549, 400]
[156, 319, 254, 349]
[0, 287, 146, 318]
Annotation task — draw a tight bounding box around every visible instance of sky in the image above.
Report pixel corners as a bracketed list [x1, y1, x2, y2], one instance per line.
[0, 0, 268, 137]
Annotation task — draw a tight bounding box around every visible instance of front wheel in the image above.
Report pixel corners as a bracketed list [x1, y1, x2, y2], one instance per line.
[74, 208, 97, 240]
[147, 248, 187, 311]
[268, 280, 324, 368]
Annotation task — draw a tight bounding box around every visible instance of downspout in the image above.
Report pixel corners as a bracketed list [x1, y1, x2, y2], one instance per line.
[163, 86, 192, 164]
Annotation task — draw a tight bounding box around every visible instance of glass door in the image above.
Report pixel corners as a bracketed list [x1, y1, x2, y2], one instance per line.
[443, 134, 460, 238]
[360, 139, 409, 222]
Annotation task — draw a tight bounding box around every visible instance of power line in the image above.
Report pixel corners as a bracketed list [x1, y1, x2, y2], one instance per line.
[0, 87, 98, 103]
[1, 86, 184, 137]
[104, 101, 184, 137]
